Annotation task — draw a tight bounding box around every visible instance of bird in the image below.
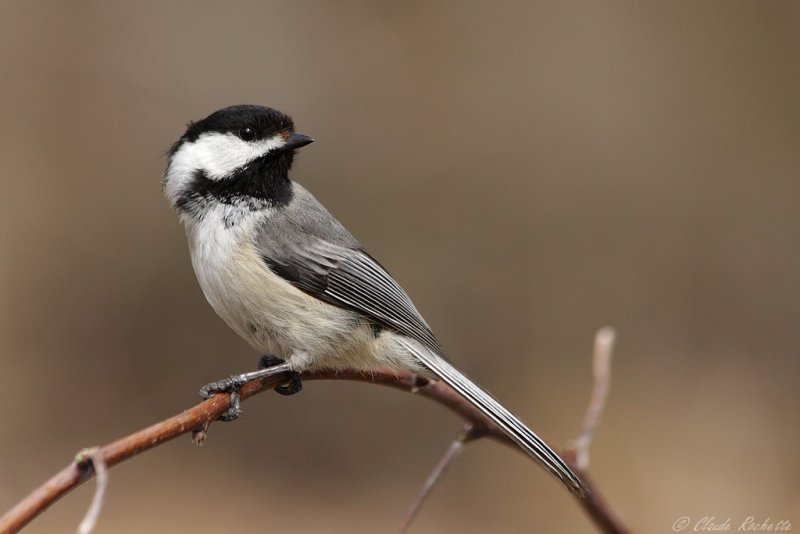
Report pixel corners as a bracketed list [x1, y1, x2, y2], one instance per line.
[163, 104, 587, 498]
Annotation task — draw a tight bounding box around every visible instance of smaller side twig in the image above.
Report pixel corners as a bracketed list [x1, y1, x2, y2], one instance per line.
[571, 327, 615, 470]
[76, 449, 108, 534]
[400, 424, 483, 532]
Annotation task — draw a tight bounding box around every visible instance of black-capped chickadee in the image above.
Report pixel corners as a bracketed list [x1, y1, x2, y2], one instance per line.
[163, 105, 587, 497]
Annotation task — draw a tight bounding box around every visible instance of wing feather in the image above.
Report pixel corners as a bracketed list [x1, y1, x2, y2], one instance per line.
[258, 227, 444, 356]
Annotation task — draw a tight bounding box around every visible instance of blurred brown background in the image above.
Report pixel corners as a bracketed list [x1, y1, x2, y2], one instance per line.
[1, 2, 798, 532]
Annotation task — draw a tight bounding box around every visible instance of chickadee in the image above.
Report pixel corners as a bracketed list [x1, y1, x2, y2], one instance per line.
[163, 105, 587, 497]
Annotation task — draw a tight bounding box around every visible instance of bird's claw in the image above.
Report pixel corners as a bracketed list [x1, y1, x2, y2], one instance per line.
[259, 355, 303, 396]
[199, 375, 249, 421]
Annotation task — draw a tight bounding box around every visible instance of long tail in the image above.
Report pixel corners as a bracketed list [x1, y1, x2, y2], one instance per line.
[396, 338, 588, 498]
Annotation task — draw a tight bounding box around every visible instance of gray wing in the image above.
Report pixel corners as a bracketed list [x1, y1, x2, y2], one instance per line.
[256, 184, 445, 355]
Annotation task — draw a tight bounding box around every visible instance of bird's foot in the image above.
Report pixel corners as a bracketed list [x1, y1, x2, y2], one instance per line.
[259, 355, 303, 396]
[199, 375, 248, 421]
[199, 357, 295, 421]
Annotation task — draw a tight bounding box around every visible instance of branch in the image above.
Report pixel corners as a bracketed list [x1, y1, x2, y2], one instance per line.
[0, 367, 628, 533]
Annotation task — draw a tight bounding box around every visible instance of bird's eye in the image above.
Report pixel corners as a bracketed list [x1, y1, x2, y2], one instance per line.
[238, 127, 256, 141]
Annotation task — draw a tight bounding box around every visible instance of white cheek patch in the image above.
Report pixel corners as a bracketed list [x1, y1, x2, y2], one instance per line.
[164, 132, 285, 206]
[187, 132, 286, 179]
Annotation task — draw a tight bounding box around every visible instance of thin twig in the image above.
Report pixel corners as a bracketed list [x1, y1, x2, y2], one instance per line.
[400, 424, 483, 533]
[572, 327, 616, 470]
[75, 449, 108, 534]
[0, 367, 628, 534]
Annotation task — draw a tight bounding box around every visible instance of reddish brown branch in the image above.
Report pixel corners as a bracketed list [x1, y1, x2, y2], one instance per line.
[0, 370, 629, 533]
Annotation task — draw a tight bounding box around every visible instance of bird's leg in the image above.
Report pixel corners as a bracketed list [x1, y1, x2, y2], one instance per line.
[259, 355, 303, 396]
[199, 357, 294, 421]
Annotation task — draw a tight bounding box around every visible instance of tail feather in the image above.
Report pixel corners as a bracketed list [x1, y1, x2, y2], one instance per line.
[397, 338, 587, 497]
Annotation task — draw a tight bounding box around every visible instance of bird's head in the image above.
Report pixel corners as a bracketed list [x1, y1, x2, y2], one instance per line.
[164, 105, 313, 214]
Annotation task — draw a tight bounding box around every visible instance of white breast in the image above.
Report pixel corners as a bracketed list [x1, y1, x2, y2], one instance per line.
[182, 204, 380, 372]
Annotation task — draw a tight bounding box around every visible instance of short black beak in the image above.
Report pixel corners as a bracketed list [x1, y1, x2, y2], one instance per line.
[283, 132, 314, 151]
